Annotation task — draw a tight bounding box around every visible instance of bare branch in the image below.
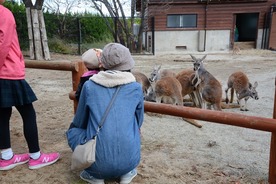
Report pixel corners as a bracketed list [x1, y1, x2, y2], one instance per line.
[43, 0, 81, 14]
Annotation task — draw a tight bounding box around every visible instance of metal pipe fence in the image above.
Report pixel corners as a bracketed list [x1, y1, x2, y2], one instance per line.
[25, 60, 276, 183]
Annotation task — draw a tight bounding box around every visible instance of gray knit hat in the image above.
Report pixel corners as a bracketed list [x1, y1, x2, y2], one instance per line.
[101, 43, 135, 71]
[82, 48, 102, 69]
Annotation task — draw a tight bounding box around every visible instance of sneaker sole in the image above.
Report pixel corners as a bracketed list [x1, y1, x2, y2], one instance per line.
[29, 156, 60, 170]
[80, 173, 105, 184]
[120, 171, 137, 184]
[0, 159, 29, 171]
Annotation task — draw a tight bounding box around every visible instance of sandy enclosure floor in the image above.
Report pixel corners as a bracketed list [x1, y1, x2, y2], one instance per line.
[1, 49, 276, 184]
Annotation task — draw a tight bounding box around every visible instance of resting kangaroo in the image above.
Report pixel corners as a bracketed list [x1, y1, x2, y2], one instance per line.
[190, 54, 222, 111]
[146, 65, 202, 128]
[225, 71, 259, 111]
[145, 65, 176, 102]
[132, 71, 151, 97]
[148, 64, 176, 82]
[154, 76, 183, 105]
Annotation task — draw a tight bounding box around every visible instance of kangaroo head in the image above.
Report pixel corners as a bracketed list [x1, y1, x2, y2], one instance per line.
[149, 64, 161, 82]
[249, 81, 259, 100]
[190, 54, 207, 71]
[144, 84, 156, 102]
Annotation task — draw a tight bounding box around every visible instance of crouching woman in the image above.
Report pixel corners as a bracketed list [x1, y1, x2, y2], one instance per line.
[66, 43, 144, 184]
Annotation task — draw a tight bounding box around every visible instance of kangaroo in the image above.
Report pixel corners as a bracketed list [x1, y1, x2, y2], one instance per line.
[232, 45, 241, 55]
[190, 54, 222, 111]
[146, 65, 202, 128]
[148, 64, 176, 82]
[145, 65, 176, 101]
[145, 65, 176, 102]
[154, 76, 183, 105]
[175, 69, 202, 108]
[131, 71, 151, 97]
[225, 71, 259, 111]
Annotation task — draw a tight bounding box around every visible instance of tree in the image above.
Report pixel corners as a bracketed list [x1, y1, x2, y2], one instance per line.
[23, 0, 51, 60]
[89, 0, 140, 52]
[43, 0, 81, 39]
[136, 0, 147, 52]
[43, 0, 80, 14]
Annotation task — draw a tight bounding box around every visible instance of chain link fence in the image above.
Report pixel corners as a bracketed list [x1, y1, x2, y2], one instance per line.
[15, 13, 130, 55]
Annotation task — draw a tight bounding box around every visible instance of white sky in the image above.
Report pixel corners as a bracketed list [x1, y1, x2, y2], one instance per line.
[15, 0, 132, 17]
[71, 1, 132, 17]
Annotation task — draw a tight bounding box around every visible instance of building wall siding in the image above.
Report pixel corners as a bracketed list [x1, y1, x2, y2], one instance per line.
[148, 2, 273, 31]
[146, 1, 274, 53]
[269, 12, 276, 50]
[152, 30, 231, 53]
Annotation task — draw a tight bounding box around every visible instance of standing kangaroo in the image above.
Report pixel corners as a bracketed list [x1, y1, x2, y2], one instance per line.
[175, 69, 202, 108]
[225, 71, 259, 111]
[190, 54, 222, 111]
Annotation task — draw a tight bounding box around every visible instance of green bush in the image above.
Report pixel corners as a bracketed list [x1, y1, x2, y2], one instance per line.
[80, 14, 113, 43]
[6, 2, 116, 55]
[48, 37, 72, 54]
[80, 40, 113, 53]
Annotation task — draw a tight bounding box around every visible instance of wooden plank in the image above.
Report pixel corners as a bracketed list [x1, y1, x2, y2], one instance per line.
[38, 10, 51, 60]
[31, 9, 43, 60]
[26, 8, 34, 60]
[234, 41, 255, 49]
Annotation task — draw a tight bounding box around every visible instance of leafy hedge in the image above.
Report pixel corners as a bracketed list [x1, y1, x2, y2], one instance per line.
[4, 1, 113, 54]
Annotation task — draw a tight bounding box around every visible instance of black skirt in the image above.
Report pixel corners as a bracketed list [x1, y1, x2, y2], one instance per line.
[0, 79, 37, 108]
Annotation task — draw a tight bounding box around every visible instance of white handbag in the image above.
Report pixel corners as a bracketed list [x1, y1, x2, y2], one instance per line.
[71, 137, 96, 171]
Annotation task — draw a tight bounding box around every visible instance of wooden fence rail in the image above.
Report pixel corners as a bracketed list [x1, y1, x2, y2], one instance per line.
[25, 60, 87, 111]
[25, 60, 79, 71]
[144, 101, 276, 132]
[25, 60, 276, 183]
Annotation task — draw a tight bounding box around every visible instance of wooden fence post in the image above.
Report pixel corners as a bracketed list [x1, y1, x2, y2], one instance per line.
[25, 59, 86, 113]
[71, 60, 87, 113]
[269, 77, 276, 184]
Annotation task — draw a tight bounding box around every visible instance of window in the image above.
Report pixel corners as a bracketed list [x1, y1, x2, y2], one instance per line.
[167, 14, 197, 28]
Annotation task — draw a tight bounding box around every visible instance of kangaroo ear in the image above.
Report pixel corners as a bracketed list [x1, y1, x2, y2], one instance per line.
[253, 81, 258, 88]
[153, 64, 159, 70]
[201, 55, 207, 61]
[190, 54, 197, 61]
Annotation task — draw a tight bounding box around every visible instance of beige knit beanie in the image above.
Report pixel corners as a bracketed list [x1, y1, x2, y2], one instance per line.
[101, 43, 135, 71]
[81, 48, 102, 69]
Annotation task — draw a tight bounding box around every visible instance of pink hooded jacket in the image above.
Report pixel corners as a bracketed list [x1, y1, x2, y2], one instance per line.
[0, 5, 25, 79]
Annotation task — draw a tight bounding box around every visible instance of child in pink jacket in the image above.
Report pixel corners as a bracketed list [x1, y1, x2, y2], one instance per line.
[0, 0, 59, 170]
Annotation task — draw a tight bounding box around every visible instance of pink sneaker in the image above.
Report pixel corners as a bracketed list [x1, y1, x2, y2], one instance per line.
[29, 152, 60, 169]
[0, 153, 30, 171]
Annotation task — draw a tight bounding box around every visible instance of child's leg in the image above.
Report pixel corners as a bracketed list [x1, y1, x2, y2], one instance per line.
[16, 103, 40, 153]
[0, 107, 12, 150]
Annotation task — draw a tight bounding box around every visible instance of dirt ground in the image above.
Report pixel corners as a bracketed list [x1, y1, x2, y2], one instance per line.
[1, 49, 276, 184]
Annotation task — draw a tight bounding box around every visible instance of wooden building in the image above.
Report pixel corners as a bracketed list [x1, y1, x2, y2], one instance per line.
[137, 0, 276, 54]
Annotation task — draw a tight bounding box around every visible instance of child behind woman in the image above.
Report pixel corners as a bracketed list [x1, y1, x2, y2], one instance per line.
[75, 48, 102, 101]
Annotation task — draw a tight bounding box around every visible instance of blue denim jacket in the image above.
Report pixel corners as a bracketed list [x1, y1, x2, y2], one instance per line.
[66, 79, 144, 179]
